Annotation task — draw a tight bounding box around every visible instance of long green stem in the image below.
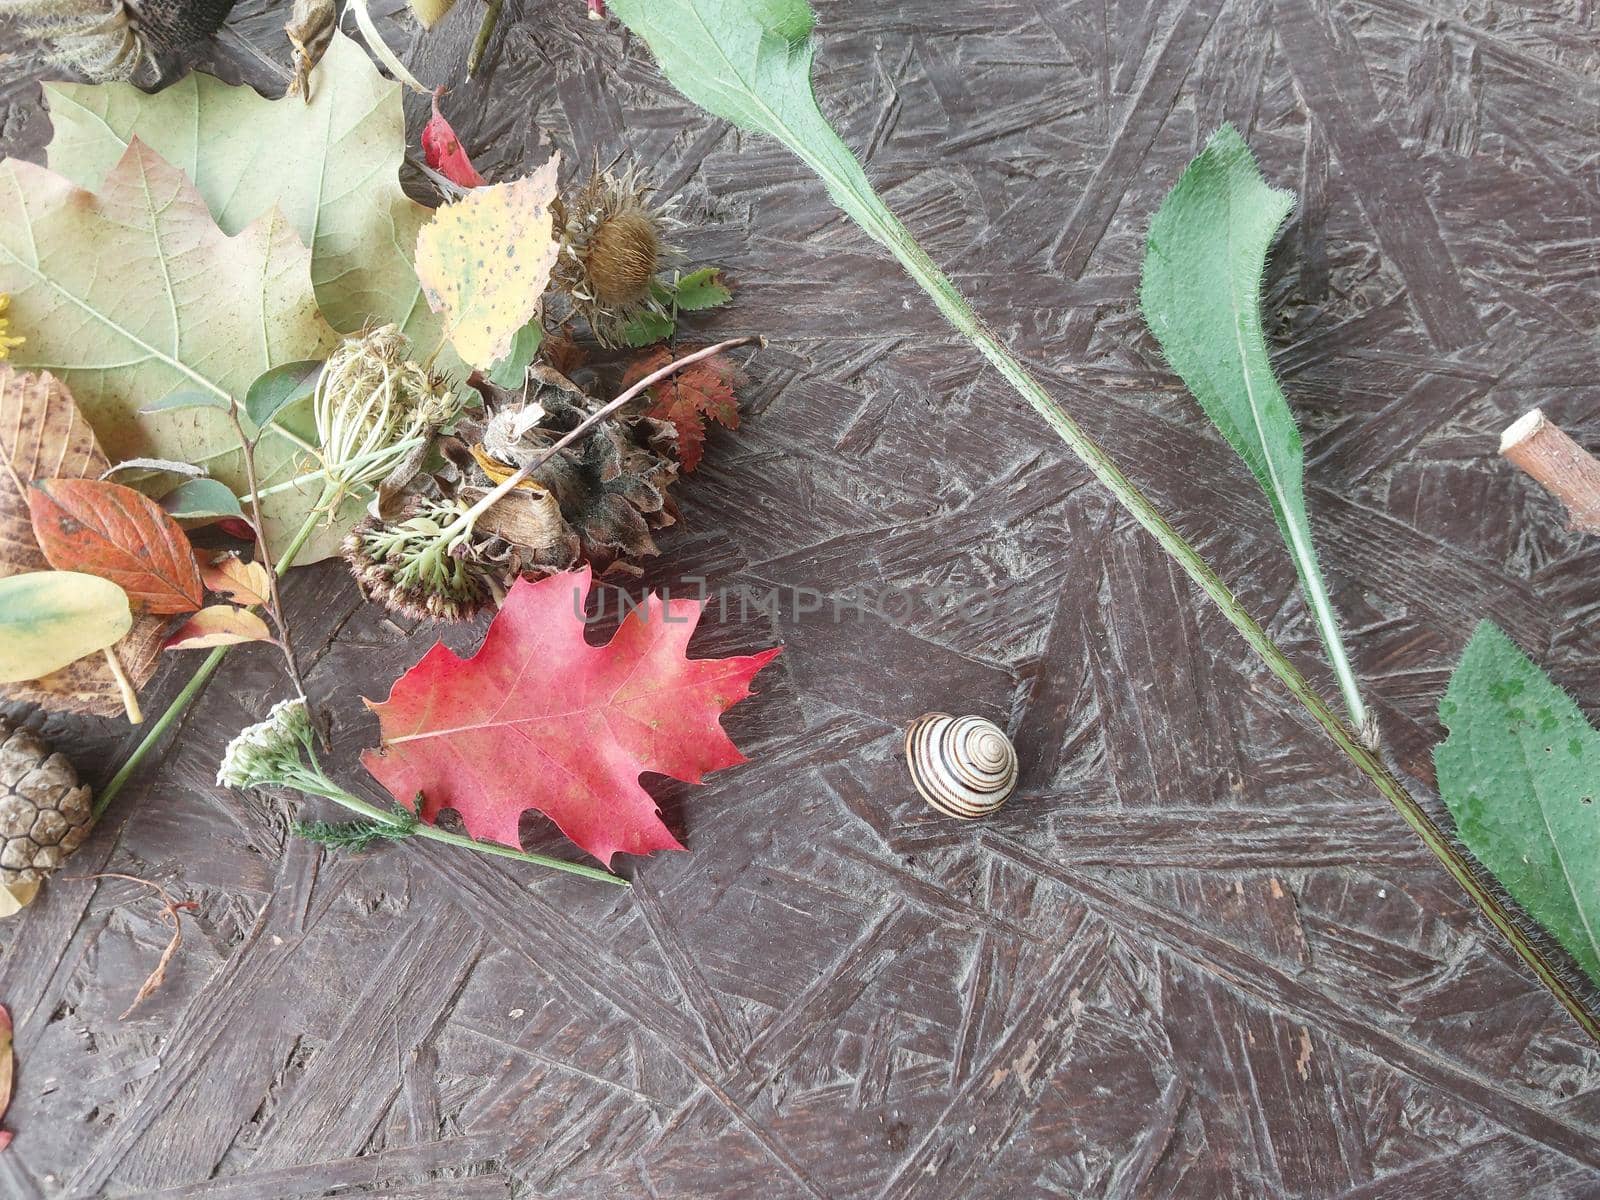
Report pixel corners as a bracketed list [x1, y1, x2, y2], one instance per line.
[843, 195, 1600, 1043]
[285, 774, 627, 886]
[93, 504, 326, 819]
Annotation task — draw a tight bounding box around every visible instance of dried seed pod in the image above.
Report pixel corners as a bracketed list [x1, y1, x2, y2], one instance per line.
[342, 496, 499, 623]
[0, 719, 93, 914]
[551, 162, 676, 346]
[904, 713, 1017, 819]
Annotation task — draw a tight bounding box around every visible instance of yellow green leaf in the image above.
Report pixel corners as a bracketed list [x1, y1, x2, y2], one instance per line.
[415, 159, 562, 371]
[0, 143, 345, 560]
[0, 571, 132, 683]
[40, 33, 461, 382]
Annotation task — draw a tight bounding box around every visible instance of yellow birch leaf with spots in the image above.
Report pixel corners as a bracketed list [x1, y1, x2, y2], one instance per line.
[414, 157, 562, 371]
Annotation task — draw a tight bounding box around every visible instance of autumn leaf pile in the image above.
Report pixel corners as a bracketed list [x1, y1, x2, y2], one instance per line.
[0, 29, 775, 892]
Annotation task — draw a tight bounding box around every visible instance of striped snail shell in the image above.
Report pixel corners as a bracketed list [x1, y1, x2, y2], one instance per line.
[904, 713, 1017, 819]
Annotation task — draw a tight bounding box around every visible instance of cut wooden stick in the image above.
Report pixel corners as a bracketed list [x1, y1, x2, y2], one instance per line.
[1500, 409, 1600, 535]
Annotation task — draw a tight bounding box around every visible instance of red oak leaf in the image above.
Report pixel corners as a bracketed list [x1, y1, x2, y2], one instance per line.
[28, 478, 205, 614]
[361, 567, 780, 865]
[622, 346, 740, 472]
[423, 90, 486, 189]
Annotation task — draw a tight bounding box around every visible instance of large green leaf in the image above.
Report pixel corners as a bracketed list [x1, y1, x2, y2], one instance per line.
[0, 142, 347, 559]
[1140, 126, 1367, 736]
[606, 0, 898, 247]
[42, 31, 464, 382]
[1436, 622, 1600, 986]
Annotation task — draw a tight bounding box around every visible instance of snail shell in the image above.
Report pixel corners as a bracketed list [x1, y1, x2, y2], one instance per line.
[904, 713, 1017, 819]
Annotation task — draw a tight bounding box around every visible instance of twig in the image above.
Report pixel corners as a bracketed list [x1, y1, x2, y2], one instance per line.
[224, 404, 314, 712]
[469, 0, 505, 76]
[463, 335, 764, 526]
[70, 873, 198, 1019]
[1500, 408, 1600, 535]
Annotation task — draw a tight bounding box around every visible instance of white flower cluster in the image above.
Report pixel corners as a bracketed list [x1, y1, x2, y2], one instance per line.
[216, 699, 314, 790]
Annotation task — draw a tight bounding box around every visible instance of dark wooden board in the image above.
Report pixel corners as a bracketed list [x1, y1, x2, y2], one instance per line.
[2, 0, 1599, 1195]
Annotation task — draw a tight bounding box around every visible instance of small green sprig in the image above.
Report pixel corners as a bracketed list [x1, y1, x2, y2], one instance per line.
[620, 267, 733, 347]
[293, 800, 420, 851]
[217, 699, 625, 885]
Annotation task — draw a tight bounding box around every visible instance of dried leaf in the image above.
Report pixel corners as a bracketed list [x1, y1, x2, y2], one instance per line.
[201, 555, 272, 607]
[0, 142, 343, 560]
[0, 366, 164, 716]
[285, 0, 337, 98]
[28, 479, 205, 614]
[362, 567, 780, 865]
[623, 346, 740, 472]
[415, 159, 562, 371]
[0, 572, 132, 682]
[166, 606, 275, 650]
[424, 91, 487, 188]
[1436, 622, 1600, 986]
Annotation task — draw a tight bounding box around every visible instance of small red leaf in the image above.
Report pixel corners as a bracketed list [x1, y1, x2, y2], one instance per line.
[423, 90, 487, 189]
[28, 479, 205, 614]
[622, 346, 740, 472]
[361, 568, 780, 866]
[165, 605, 275, 650]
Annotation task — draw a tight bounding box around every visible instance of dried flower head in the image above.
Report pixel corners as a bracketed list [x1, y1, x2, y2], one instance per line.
[552, 163, 675, 346]
[343, 496, 498, 623]
[216, 698, 314, 790]
[313, 324, 460, 515]
[1, 0, 236, 83]
[0, 294, 21, 361]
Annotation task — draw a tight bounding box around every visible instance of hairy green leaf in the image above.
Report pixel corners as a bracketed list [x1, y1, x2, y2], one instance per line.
[1140, 126, 1367, 735]
[0, 571, 132, 683]
[607, 0, 895, 247]
[1436, 622, 1600, 986]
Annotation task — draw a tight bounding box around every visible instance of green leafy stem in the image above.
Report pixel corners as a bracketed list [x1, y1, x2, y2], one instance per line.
[606, 0, 1600, 1041]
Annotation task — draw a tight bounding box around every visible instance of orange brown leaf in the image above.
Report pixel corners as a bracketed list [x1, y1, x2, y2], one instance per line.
[28, 478, 205, 614]
[165, 605, 275, 650]
[0, 367, 165, 716]
[622, 346, 739, 472]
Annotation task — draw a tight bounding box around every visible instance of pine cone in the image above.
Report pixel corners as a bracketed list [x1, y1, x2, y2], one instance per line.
[0, 720, 93, 895]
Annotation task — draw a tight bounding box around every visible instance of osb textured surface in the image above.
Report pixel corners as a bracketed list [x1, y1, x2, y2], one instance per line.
[3, 0, 1600, 1196]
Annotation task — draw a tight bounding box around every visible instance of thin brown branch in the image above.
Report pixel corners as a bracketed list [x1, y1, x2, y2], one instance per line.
[225, 405, 314, 705]
[69, 873, 198, 1019]
[1501, 408, 1600, 535]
